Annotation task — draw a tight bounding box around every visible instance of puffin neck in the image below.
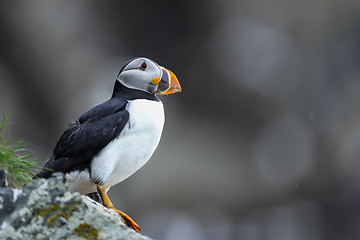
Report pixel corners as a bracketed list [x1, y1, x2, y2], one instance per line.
[112, 80, 160, 102]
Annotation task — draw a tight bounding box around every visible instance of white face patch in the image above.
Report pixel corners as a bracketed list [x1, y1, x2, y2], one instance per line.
[117, 58, 162, 94]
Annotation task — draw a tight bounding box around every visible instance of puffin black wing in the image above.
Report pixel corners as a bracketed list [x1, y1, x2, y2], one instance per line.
[78, 97, 125, 124]
[36, 99, 129, 178]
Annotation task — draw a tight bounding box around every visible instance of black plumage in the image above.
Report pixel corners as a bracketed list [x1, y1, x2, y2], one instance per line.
[36, 80, 159, 180]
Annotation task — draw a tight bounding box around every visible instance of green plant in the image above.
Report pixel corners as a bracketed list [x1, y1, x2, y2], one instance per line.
[0, 113, 38, 188]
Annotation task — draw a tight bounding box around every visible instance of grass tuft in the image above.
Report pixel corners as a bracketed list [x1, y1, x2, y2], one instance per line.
[0, 113, 38, 188]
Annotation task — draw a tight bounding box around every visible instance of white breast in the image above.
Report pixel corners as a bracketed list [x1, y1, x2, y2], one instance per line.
[95, 99, 164, 188]
[66, 99, 164, 194]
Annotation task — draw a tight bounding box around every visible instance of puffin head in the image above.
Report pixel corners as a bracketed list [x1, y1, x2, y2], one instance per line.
[117, 57, 181, 95]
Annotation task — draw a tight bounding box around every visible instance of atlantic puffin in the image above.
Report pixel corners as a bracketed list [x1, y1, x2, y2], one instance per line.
[36, 57, 181, 232]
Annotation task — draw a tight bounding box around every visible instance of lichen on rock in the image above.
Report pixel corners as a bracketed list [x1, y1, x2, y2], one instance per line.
[73, 223, 99, 240]
[0, 170, 152, 240]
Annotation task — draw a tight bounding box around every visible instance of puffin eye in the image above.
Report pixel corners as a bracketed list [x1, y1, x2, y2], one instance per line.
[139, 61, 147, 71]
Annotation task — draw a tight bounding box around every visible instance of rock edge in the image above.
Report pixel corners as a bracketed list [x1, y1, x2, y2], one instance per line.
[0, 171, 152, 240]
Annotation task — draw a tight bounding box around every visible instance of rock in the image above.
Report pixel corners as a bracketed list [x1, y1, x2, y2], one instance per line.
[0, 172, 152, 240]
[0, 168, 8, 188]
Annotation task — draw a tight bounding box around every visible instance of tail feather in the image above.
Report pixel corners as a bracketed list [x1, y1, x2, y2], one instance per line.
[34, 155, 56, 179]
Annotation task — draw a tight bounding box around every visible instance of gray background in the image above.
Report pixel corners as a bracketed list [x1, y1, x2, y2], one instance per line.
[1, 1, 360, 239]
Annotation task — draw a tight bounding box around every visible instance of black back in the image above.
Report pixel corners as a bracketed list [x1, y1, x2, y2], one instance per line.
[36, 81, 159, 178]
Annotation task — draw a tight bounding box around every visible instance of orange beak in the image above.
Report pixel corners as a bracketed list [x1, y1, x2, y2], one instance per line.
[156, 67, 182, 95]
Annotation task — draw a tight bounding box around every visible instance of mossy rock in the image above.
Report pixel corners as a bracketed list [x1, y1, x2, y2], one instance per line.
[0, 173, 152, 240]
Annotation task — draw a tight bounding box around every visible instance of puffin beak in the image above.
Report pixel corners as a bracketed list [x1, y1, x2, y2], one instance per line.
[156, 67, 182, 95]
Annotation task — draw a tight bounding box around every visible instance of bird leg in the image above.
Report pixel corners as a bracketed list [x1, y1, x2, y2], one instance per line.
[97, 184, 140, 232]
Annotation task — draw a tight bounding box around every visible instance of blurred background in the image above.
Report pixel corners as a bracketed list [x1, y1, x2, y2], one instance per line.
[1, 0, 360, 239]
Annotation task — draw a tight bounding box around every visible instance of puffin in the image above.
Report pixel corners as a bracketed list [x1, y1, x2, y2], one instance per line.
[36, 57, 181, 232]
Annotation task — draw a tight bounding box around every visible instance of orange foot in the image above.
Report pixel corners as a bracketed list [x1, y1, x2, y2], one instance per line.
[111, 207, 140, 232]
[97, 184, 140, 232]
